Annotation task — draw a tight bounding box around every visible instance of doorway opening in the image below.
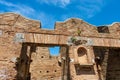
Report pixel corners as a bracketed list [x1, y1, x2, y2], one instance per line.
[15, 43, 69, 80]
[93, 47, 120, 80]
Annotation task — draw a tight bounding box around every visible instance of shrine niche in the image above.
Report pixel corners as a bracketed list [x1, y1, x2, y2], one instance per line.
[77, 47, 88, 64]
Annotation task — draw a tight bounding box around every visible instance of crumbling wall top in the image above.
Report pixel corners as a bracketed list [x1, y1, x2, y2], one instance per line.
[55, 18, 98, 37]
[0, 13, 120, 39]
[0, 13, 40, 32]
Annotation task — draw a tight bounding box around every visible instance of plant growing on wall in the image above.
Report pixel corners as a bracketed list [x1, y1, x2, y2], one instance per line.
[77, 27, 81, 36]
[68, 36, 88, 46]
[71, 37, 77, 43]
[77, 29, 81, 36]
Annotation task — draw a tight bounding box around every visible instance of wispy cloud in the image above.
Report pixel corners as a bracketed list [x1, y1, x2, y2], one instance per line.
[37, 0, 106, 19]
[60, 0, 106, 20]
[37, 0, 71, 8]
[0, 0, 108, 29]
[0, 0, 14, 6]
[0, 0, 35, 17]
[77, 0, 105, 18]
[0, 0, 57, 29]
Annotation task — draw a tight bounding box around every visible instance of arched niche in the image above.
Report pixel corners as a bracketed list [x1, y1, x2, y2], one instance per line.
[76, 46, 88, 64]
[77, 47, 87, 57]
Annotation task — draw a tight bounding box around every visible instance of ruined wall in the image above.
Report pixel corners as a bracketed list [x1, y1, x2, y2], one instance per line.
[0, 13, 120, 80]
[0, 28, 21, 80]
[68, 45, 99, 80]
[0, 13, 40, 80]
[55, 18, 98, 37]
[30, 46, 62, 80]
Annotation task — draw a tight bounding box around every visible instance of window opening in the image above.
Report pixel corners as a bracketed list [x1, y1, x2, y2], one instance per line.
[49, 46, 60, 56]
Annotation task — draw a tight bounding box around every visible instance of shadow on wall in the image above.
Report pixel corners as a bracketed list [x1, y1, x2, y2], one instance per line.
[14, 43, 36, 80]
[74, 64, 95, 75]
[106, 48, 120, 80]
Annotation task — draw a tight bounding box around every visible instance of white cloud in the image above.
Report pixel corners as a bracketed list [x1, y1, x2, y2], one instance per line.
[61, 0, 106, 20]
[77, 0, 105, 18]
[9, 5, 35, 16]
[37, 0, 70, 7]
[0, 0, 35, 16]
[0, 0, 108, 29]
[0, 0, 56, 29]
[0, 0, 14, 6]
[60, 0, 70, 7]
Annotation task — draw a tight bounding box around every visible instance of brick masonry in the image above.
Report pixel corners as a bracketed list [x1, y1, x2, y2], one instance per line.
[0, 13, 120, 80]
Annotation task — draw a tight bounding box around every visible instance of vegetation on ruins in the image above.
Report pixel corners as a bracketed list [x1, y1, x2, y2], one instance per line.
[71, 37, 77, 43]
[77, 29, 81, 36]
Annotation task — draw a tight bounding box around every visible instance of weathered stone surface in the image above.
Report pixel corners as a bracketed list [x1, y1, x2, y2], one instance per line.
[0, 13, 120, 80]
[0, 13, 19, 26]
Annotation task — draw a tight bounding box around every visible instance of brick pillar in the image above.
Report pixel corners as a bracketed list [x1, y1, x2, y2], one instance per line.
[61, 46, 70, 80]
[101, 49, 109, 80]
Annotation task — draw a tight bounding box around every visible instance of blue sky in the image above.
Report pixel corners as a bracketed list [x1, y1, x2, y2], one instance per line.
[0, 0, 120, 55]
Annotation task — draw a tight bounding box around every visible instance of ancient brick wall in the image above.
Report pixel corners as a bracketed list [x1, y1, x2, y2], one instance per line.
[0, 13, 120, 80]
[30, 46, 62, 80]
[0, 13, 40, 80]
